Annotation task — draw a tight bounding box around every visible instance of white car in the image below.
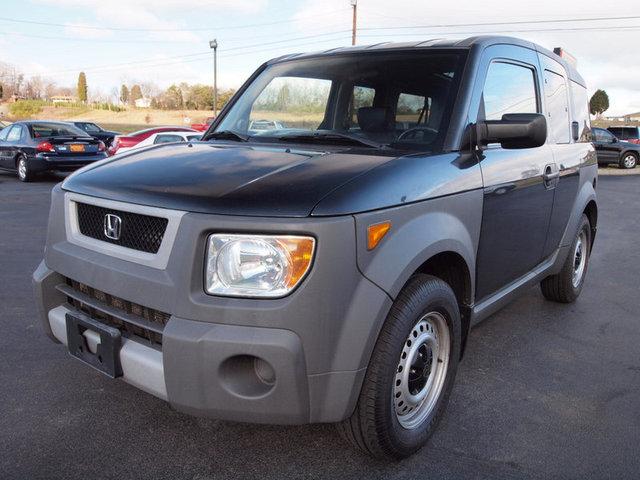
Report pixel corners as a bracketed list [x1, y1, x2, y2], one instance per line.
[118, 131, 202, 154]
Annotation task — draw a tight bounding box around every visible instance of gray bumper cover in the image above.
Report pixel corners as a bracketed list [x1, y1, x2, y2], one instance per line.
[33, 189, 390, 424]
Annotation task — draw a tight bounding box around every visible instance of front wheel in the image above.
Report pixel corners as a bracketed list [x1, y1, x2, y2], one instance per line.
[620, 152, 638, 169]
[540, 214, 591, 303]
[337, 274, 461, 459]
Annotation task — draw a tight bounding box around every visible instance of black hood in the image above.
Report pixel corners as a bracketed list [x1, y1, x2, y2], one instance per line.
[62, 142, 397, 217]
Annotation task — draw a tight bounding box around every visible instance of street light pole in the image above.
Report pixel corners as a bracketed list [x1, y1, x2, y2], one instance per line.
[350, 0, 357, 46]
[209, 39, 218, 116]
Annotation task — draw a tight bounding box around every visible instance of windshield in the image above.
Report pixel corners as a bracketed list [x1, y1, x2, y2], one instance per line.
[214, 51, 466, 150]
[30, 123, 90, 138]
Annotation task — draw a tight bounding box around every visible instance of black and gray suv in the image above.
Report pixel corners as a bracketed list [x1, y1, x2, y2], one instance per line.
[33, 36, 597, 459]
[593, 127, 640, 169]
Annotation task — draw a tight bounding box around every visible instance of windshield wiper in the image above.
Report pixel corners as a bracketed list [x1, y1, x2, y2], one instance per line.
[205, 130, 250, 142]
[276, 132, 386, 149]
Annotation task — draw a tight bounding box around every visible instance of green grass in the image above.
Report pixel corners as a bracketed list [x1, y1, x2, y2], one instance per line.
[99, 123, 158, 134]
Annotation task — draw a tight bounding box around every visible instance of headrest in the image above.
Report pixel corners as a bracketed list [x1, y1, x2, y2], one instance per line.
[357, 107, 390, 132]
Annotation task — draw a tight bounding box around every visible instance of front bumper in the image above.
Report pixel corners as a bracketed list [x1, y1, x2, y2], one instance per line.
[33, 186, 392, 424]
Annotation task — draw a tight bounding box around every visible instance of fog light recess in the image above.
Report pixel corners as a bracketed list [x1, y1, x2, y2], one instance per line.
[219, 355, 276, 398]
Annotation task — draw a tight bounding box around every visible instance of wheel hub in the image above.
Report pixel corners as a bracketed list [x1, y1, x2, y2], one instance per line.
[393, 312, 450, 430]
[18, 160, 26, 179]
[572, 230, 588, 288]
[623, 155, 636, 168]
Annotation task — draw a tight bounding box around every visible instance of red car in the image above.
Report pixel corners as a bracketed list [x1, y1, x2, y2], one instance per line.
[108, 126, 197, 155]
[191, 116, 215, 132]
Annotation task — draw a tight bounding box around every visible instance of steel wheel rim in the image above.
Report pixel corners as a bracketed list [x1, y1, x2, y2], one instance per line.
[393, 311, 450, 430]
[17, 159, 26, 179]
[572, 230, 588, 288]
[623, 155, 636, 168]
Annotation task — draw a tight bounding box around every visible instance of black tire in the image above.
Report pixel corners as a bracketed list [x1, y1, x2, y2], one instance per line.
[540, 215, 591, 303]
[619, 152, 638, 169]
[337, 274, 461, 459]
[16, 155, 34, 182]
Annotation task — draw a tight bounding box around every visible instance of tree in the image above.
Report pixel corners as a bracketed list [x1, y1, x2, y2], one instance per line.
[130, 84, 143, 105]
[77, 72, 88, 103]
[164, 84, 184, 109]
[120, 84, 129, 105]
[186, 84, 213, 110]
[218, 88, 236, 110]
[276, 84, 291, 111]
[589, 89, 609, 117]
[0, 83, 3, 100]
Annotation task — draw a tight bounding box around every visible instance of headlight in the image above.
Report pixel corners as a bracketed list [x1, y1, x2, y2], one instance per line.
[205, 234, 315, 298]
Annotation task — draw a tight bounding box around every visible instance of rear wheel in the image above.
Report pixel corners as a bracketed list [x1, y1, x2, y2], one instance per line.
[540, 215, 591, 303]
[16, 156, 34, 182]
[620, 152, 638, 169]
[337, 274, 461, 459]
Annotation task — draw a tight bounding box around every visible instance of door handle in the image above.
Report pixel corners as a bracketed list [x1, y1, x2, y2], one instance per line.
[543, 168, 560, 181]
[543, 164, 560, 189]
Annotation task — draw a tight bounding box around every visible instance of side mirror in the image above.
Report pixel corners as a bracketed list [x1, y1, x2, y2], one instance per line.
[477, 113, 547, 149]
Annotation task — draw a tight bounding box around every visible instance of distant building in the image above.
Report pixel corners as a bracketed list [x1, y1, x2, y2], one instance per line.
[51, 95, 76, 104]
[623, 112, 640, 122]
[134, 97, 151, 108]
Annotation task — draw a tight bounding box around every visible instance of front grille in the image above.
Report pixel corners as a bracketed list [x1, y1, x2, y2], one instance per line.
[76, 202, 168, 254]
[62, 278, 170, 345]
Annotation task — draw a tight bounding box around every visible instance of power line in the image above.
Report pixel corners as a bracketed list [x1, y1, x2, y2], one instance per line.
[0, 9, 349, 32]
[0, 30, 197, 44]
[358, 14, 640, 31]
[20, 30, 352, 77]
[358, 23, 640, 37]
[22, 20, 640, 78]
[21, 36, 354, 78]
[1, 27, 351, 46]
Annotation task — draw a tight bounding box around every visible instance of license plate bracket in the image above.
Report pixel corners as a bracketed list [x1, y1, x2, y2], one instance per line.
[66, 312, 122, 378]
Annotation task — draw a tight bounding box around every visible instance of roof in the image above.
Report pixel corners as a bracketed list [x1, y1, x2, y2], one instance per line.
[268, 35, 585, 86]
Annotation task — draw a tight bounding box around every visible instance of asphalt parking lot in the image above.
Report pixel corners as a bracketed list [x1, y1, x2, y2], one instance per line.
[1, 172, 639, 480]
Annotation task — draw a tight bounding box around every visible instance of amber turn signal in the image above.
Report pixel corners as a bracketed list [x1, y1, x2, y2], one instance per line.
[367, 221, 391, 250]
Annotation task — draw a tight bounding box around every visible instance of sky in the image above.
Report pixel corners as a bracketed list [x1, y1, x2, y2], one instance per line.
[1, 0, 639, 115]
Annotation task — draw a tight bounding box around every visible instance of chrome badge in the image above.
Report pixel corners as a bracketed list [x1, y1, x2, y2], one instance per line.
[103, 214, 122, 241]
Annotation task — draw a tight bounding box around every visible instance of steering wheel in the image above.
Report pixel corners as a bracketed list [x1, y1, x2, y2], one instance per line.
[397, 126, 438, 141]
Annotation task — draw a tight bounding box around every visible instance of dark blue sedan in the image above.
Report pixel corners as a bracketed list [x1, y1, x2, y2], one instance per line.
[0, 121, 108, 182]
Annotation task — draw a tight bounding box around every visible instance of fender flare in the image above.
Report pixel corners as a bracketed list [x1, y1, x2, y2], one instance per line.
[560, 179, 597, 250]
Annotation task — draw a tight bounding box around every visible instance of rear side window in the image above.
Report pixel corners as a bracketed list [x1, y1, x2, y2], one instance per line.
[609, 127, 638, 140]
[482, 62, 538, 120]
[544, 70, 570, 143]
[570, 81, 591, 142]
[350, 85, 375, 128]
[396, 93, 430, 125]
[154, 134, 184, 144]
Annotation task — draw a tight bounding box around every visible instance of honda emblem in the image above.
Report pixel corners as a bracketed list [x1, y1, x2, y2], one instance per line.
[103, 214, 122, 240]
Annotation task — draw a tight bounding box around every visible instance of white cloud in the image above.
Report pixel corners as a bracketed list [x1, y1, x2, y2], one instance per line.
[292, 0, 640, 114]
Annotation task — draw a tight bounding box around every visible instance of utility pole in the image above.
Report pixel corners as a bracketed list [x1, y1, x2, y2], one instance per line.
[350, 0, 357, 46]
[209, 39, 218, 116]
